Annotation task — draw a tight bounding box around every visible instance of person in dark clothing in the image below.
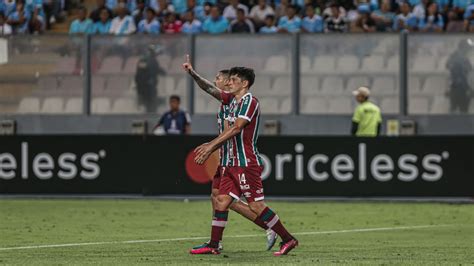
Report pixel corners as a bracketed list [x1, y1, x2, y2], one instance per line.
[230, 8, 255, 33]
[446, 39, 473, 113]
[135, 45, 165, 113]
[155, 95, 192, 135]
[90, 0, 113, 23]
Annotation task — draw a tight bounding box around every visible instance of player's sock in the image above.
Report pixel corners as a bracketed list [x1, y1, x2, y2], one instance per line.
[253, 217, 268, 230]
[210, 210, 228, 248]
[258, 207, 293, 242]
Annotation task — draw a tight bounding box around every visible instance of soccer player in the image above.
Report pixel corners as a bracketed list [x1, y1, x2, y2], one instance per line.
[183, 61, 298, 256]
[182, 56, 277, 251]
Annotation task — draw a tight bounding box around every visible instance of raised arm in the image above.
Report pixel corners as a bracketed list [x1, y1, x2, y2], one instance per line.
[182, 54, 222, 101]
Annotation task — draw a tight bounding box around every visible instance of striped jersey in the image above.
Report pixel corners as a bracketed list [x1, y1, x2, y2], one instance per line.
[217, 103, 231, 166]
[221, 91, 263, 167]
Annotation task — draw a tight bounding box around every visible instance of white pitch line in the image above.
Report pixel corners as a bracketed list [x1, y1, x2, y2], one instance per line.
[0, 224, 451, 251]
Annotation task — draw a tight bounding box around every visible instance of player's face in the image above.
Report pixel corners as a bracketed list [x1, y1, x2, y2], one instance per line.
[214, 73, 229, 90]
[228, 74, 247, 94]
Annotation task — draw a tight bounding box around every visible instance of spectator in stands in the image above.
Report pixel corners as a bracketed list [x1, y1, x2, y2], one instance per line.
[277, 4, 301, 33]
[109, 4, 136, 35]
[199, 2, 213, 22]
[105, 0, 118, 11]
[446, 39, 472, 113]
[153, 0, 175, 21]
[69, 6, 93, 34]
[463, 3, 474, 31]
[324, 3, 347, 33]
[249, 0, 274, 29]
[452, 0, 470, 20]
[446, 9, 464, 32]
[155, 95, 192, 135]
[230, 7, 255, 33]
[163, 12, 182, 33]
[43, 0, 64, 29]
[371, 0, 395, 32]
[7, 2, 30, 34]
[259, 14, 277, 33]
[132, 0, 146, 26]
[90, 0, 113, 23]
[202, 6, 228, 34]
[187, 0, 205, 22]
[28, 6, 45, 34]
[352, 5, 376, 32]
[1, 0, 16, 17]
[223, 0, 248, 21]
[392, 2, 417, 31]
[171, 0, 187, 15]
[419, 2, 443, 32]
[301, 4, 323, 33]
[138, 8, 160, 34]
[275, 0, 289, 19]
[413, 0, 429, 20]
[351, 87, 382, 137]
[135, 45, 165, 113]
[0, 13, 12, 35]
[93, 8, 112, 34]
[182, 9, 202, 34]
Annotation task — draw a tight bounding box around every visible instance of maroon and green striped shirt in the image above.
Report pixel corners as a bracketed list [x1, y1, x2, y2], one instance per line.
[217, 103, 231, 166]
[221, 91, 263, 167]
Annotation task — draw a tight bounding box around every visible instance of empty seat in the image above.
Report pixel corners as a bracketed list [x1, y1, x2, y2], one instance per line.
[409, 76, 422, 95]
[41, 97, 64, 113]
[301, 77, 319, 96]
[91, 97, 112, 113]
[430, 96, 450, 114]
[301, 97, 328, 114]
[158, 76, 175, 96]
[168, 57, 184, 74]
[59, 76, 82, 92]
[195, 96, 214, 114]
[280, 98, 291, 113]
[372, 77, 396, 95]
[346, 76, 370, 92]
[111, 98, 143, 114]
[54, 57, 76, 74]
[258, 98, 279, 114]
[64, 98, 83, 113]
[98, 56, 123, 74]
[17, 97, 41, 113]
[196, 57, 217, 74]
[252, 75, 272, 97]
[328, 98, 352, 114]
[106, 76, 132, 92]
[422, 76, 448, 95]
[38, 76, 58, 90]
[271, 77, 291, 96]
[122, 56, 140, 74]
[174, 77, 187, 95]
[386, 56, 399, 72]
[361, 55, 384, 71]
[337, 56, 359, 72]
[157, 55, 171, 69]
[320, 76, 344, 95]
[92, 76, 106, 93]
[300, 56, 312, 73]
[409, 97, 430, 114]
[313, 56, 336, 72]
[380, 97, 398, 114]
[264, 56, 288, 73]
[437, 56, 449, 72]
[412, 56, 437, 72]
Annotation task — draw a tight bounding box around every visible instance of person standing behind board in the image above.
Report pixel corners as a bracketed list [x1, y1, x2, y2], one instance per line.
[446, 39, 472, 113]
[351, 87, 382, 137]
[155, 95, 192, 135]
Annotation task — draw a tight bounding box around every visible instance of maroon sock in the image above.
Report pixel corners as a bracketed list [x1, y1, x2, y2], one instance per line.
[253, 217, 268, 230]
[210, 210, 228, 248]
[258, 207, 293, 242]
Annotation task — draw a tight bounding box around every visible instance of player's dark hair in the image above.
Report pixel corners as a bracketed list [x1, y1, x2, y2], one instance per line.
[219, 69, 230, 78]
[170, 95, 181, 102]
[229, 67, 255, 89]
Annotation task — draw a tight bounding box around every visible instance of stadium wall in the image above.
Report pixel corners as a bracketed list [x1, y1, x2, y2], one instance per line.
[0, 136, 473, 197]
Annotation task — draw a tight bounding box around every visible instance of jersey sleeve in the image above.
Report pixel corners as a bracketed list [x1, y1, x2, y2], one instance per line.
[238, 96, 258, 121]
[352, 106, 362, 123]
[221, 91, 234, 105]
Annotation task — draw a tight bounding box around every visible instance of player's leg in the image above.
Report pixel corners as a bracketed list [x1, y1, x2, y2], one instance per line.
[243, 166, 298, 256]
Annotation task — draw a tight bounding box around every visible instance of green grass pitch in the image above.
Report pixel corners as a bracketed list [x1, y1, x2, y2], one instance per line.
[1, 199, 473, 265]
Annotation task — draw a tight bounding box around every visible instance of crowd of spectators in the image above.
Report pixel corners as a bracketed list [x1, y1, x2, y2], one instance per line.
[2, 0, 474, 36]
[0, 0, 66, 35]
